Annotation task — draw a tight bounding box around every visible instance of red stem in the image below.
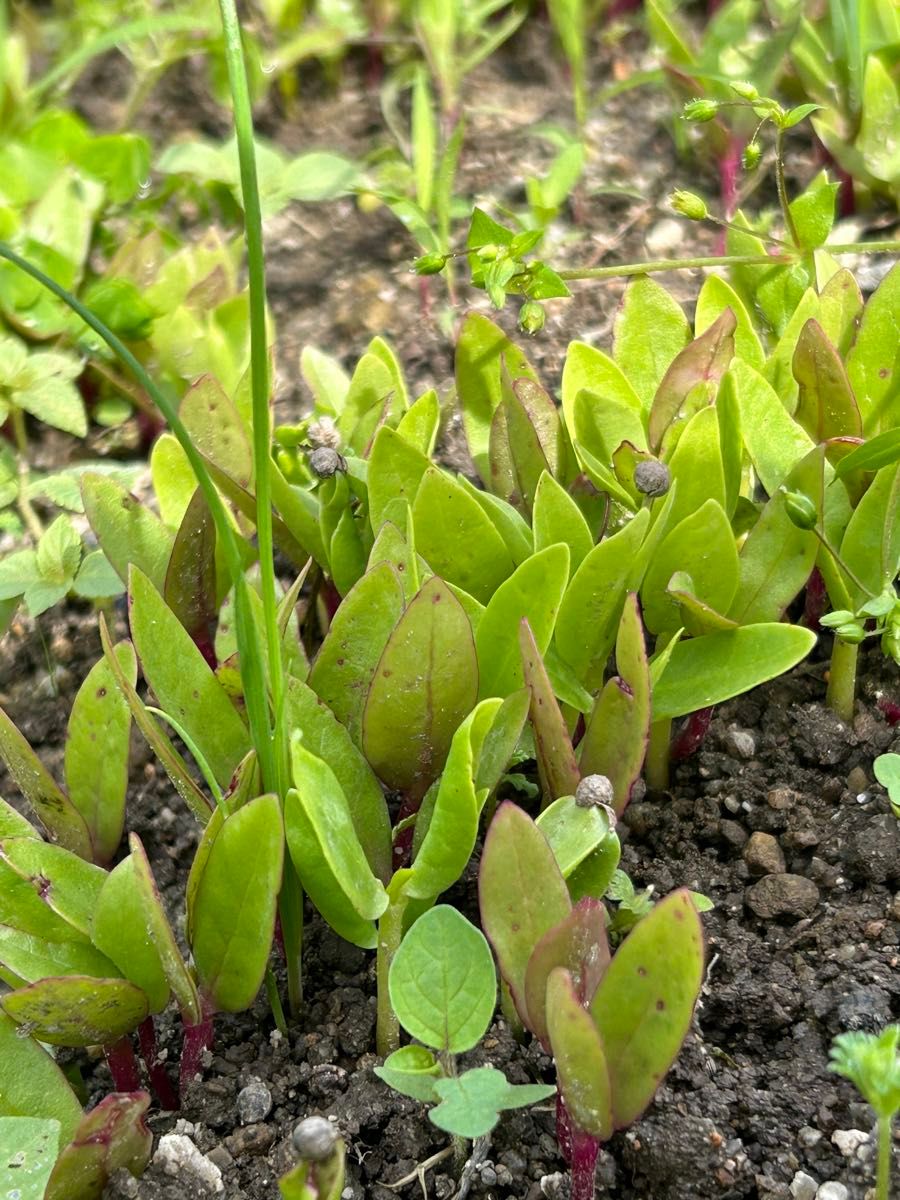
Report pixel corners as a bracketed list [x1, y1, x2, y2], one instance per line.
[878, 697, 900, 726]
[105, 1035, 142, 1092]
[670, 706, 715, 763]
[803, 567, 827, 631]
[138, 1016, 179, 1111]
[557, 1094, 600, 1200]
[180, 1008, 215, 1092]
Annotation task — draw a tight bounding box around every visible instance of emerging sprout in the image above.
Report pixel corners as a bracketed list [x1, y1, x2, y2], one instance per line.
[682, 98, 719, 123]
[634, 459, 671, 498]
[829, 1026, 900, 1200]
[669, 190, 708, 221]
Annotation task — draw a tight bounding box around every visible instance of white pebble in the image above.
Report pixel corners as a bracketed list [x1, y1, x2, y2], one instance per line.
[153, 1134, 224, 1194]
[831, 1128, 869, 1157]
[816, 1183, 849, 1200]
[790, 1171, 818, 1200]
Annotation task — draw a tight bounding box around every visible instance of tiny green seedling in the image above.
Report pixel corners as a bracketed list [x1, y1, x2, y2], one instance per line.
[873, 755, 900, 820]
[829, 1025, 900, 1200]
[375, 905, 556, 1141]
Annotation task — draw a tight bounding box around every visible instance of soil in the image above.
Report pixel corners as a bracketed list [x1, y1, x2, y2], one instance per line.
[2, 14, 900, 1200]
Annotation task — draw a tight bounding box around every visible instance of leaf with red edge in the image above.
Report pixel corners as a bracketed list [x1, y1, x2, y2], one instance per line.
[524, 899, 609, 1048]
[45, 1092, 152, 1200]
[519, 618, 579, 806]
[164, 488, 218, 662]
[546, 967, 612, 1141]
[648, 308, 736, 451]
[479, 802, 571, 1028]
[792, 319, 861, 445]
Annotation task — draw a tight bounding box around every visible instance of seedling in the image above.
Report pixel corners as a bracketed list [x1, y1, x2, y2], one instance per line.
[375, 905, 556, 1144]
[479, 802, 705, 1200]
[829, 1025, 900, 1200]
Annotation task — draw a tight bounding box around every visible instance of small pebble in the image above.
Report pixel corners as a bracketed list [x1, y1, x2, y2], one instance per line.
[743, 832, 786, 875]
[847, 766, 868, 793]
[816, 1183, 848, 1200]
[767, 787, 797, 810]
[724, 728, 756, 759]
[237, 1080, 272, 1125]
[746, 874, 820, 919]
[153, 1134, 224, 1194]
[798, 1127, 823, 1149]
[224, 1123, 275, 1157]
[789, 1171, 818, 1200]
[831, 1129, 869, 1157]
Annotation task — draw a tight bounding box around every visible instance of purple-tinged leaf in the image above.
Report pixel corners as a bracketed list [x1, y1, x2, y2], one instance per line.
[1, 975, 149, 1046]
[524, 899, 609, 1048]
[591, 889, 704, 1129]
[479, 802, 571, 1027]
[519, 619, 580, 807]
[45, 1092, 152, 1200]
[164, 488, 217, 664]
[793, 319, 861, 445]
[546, 967, 612, 1140]
[648, 308, 736, 451]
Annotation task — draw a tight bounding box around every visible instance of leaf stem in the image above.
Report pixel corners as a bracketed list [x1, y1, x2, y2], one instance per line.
[825, 636, 858, 724]
[376, 894, 407, 1057]
[557, 253, 789, 281]
[10, 406, 43, 541]
[876, 1113, 892, 1200]
[775, 126, 801, 250]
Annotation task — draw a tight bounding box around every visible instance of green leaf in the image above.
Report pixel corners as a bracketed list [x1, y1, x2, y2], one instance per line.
[163, 488, 218, 652]
[81, 473, 174, 593]
[561, 341, 643, 438]
[15, 365, 87, 437]
[787, 173, 838, 250]
[846, 262, 900, 434]
[389, 905, 496, 1053]
[532, 473, 593, 579]
[839, 464, 900, 607]
[189, 794, 283, 1012]
[578, 593, 650, 814]
[429, 1067, 556, 1139]
[764, 286, 820, 409]
[836, 428, 900, 477]
[367, 426, 430, 533]
[0, 838, 105, 939]
[648, 308, 736, 451]
[413, 467, 515, 604]
[0, 1013, 81, 1144]
[129, 567, 250, 789]
[479, 802, 571, 1026]
[725, 361, 815, 494]
[0, 797, 37, 840]
[457, 476, 535, 565]
[695, 275, 764, 371]
[641, 500, 739, 637]
[455, 313, 538, 485]
[546, 966, 612, 1139]
[0, 707, 92, 859]
[793, 319, 861, 443]
[613, 277, 691, 410]
[555, 510, 649, 689]
[35, 516, 81, 586]
[536, 795, 614, 879]
[477, 544, 568, 699]
[1, 975, 148, 1046]
[396, 389, 440, 457]
[0, 1116, 59, 1200]
[92, 855, 170, 1014]
[300, 346, 349, 416]
[308, 561, 405, 746]
[591, 889, 704, 1129]
[519, 620, 579, 804]
[44, 1093, 151, 1200]
[857, 54, 900, 186]
[181, 376, 253, 487]
[651, 625, 818, 720]
[363, 576, 478, 797]
[374, 1045, 442, 1103]
[0, 927, 117, 987]
[503, 376, 565, 512]
[663, 405, 728, 530]
[818, 269, 863, 358]
[782, 103, 822, 129]
[71, 550, 122, 600]
[284, 677, 391, 883]
[63, 642, 135, 866]
[404, 699, 501, 901]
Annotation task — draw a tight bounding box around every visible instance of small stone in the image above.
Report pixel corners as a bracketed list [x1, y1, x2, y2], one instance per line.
[767, 787, 797, 810]
[831, 1129, 869, 1157]
[890, 894, 900, 921]
[206, 1146, 234, 1171]
[480, 1166, 498, 1186]
[847, 814, 900, 883]
[237, 1080, 272, 1125]
[500, 1149, 528, 1178]
[720, 820, 749, 849]
[798, 1127, 822, 1149]
[724, 729, 756, 759]
[847, 766, 868, 793]
[224, 1123, 275, 1157]
[815, 1184, 848, 1200]
[153, 1135, 224, 1193]
[790, 1171, 818, 1200]
[746, 874, 820, 919]
[744, 832, 786, 875]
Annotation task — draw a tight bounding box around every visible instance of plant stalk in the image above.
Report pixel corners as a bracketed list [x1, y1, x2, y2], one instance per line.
[775, 126, 802, 249]
[876, 1114, 891, 1200]
[826, 636, 858, 724]
[558, 253, 789, 282]
[376, 894, 407, 1057]
[645, 718, 672, 793]
[104, 1036, 142, 1093]
[10, 407, 43, 541]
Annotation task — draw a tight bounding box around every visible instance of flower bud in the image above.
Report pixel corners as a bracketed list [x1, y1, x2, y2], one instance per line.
[292, 1116, 338, 1162]
[731, 80, 760, 101]
[518, 300, 545, 335]
[634, 459, 671, 498]
[308, 446, 346, 478]
[413, 252, 447, 276]
[669, 190, 708, 221]
[476, 243, 501, 262]
[683, 98, 718, 123]
[834, 622, 866, 645]
[575, 774, 615, 811]
[782, 491, 818, 530]
[741, 141, 762, 171]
